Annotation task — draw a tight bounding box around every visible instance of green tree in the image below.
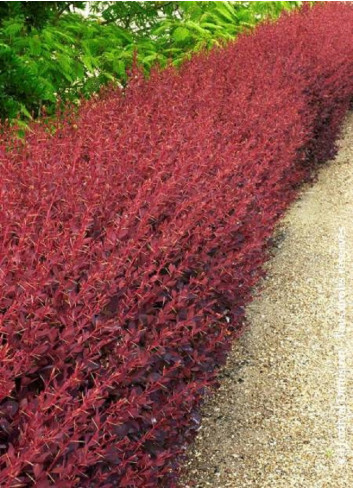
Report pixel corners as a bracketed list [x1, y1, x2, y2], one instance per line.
[0, 1, 302, 124]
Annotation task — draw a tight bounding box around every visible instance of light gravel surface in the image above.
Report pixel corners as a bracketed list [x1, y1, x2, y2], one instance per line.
[181, 113, 353, 488]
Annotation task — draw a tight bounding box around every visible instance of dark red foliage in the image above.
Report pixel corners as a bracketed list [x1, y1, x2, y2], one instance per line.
[1, 3, 353, 487]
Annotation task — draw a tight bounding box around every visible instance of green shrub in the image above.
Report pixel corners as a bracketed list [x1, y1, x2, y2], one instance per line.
[0, 1, 302, 123]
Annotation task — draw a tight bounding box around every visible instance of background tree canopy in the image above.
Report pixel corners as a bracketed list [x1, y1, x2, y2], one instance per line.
[0, 1, 302, 123]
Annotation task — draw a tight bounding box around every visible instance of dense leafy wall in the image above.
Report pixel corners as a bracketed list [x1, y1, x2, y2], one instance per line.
[1, 3, 353, 487]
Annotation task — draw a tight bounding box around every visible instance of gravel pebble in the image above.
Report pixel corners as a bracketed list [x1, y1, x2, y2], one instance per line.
[180, 113, 353, 487]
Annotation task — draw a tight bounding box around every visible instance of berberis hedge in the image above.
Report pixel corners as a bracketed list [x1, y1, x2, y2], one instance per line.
[1, 3, 353, 487]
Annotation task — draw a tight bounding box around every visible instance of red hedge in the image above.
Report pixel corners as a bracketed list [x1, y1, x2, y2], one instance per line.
[1, 3, 353, 487]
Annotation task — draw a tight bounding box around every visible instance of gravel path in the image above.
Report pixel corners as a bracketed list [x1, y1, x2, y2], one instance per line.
[181, 113, 353, 487]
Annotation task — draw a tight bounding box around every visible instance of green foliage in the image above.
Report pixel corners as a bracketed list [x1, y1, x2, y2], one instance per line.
[151, 1, 302, 62]
[0, 1, 303, 123]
